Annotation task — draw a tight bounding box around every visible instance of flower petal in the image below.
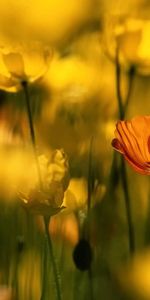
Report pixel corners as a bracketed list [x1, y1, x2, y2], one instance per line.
[22, 199, 65, 216]
[116, 121, 144, 164]
[112, 116, 150, 175]
[0, 73, 19, 92]
[3, 53, 25, 79]
[111, 138, 124, 154]
[124, 153, 150, 175]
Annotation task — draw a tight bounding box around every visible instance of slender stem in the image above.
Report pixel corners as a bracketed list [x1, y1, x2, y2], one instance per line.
[107, 152, 118, 194]
[106, 57, 135, 202]
[115, 48, 135, 255]
[121, 158, 135, 254]
[22, 81, 62, 299]
[22, 81, 43, 189]
[87, 137, 94, 300]
[116, 50, 135, 119]
[22, 81, 36, 145]
[44, 217, 62, 300]
[40, 236, 48, 300]
[124, 65, 135, 113]
[115, 47, 124, 120]
[83, 136, 94, 240]
[109, 55, 135, 195]
[87, 136, 94, 213]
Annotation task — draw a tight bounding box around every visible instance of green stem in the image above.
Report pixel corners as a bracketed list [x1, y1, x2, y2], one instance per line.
[124, 66, 135, 112]
[109, 55, 135, 194]
[115, 47, 124, 120]
[40, 235, 48, 300]
[44, 217, 62, 300]
[115, 48, 135, 255]
[22, 81, 62, 299]
[121, 158, 135, 254]
[87, 137, 94, 300]
[22, 81, 43, 189]
[116, 50, 135, 120]
[87, 136, 94, 214]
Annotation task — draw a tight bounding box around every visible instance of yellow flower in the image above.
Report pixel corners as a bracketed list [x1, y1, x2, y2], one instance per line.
[118, 248, 150, 299]
[0, 42, 52, 92]
[19, 149, 70, 216]
[64, 178, 105, 211]
[103, 16, 150, 74]
[19, 182, 65, 216]
[64, 178, 87, 210]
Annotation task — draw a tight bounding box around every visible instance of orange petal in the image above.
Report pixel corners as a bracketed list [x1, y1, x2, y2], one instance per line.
[116, 121, 144, 164]
[112, 116, 150, 175]
[124, 154, 150, 175]
[111, 138, 124, 153]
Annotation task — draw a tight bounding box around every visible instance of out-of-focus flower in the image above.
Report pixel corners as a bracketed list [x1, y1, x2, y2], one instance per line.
[0, 0, 93, 45]
[44, 55, 102, 101]
[0, 148, 33, 199]
[36, 211, 79, 245]
[0, 42, 52, 92]
[45, 149, 70, 191]
[0, 286, 12, 300]
[64, 178, 87, 210]
[0, 123, 21, 146]
[19, 149, 70, 216]
[49, 212, 79, 245]
[112, 116, 150, 175]
[103, 16, 150, 74]
[0, 103, 28, 146]
[19, 183, 65, 216]
[118, 248, 150, 300]
[0, 106, 34, 199]
[64, 177, 105, 210]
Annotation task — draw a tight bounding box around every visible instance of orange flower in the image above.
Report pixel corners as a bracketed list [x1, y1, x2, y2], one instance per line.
[112, 116, 150, 175]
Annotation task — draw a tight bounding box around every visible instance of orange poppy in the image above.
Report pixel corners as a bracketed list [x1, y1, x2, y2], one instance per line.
[112, 116, 150, 175]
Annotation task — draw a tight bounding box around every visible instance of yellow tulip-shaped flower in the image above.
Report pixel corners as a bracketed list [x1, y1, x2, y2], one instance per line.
[103, 16, 150, 74]
[19, 149, 70, 216]
[0, 42, 52, 92]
